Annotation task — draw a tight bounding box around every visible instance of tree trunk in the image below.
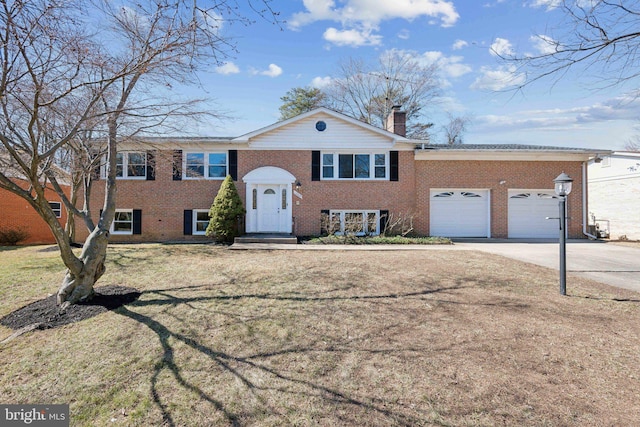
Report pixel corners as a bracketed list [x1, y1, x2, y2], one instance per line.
[56, 228, 109, 308]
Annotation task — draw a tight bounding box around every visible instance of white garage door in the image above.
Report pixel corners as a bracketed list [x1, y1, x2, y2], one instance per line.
[508, 190, 561, 238]
[430, 190, 490, 237]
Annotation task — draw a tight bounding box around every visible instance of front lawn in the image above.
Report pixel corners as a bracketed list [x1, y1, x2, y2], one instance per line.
[1, 244, 639, 426]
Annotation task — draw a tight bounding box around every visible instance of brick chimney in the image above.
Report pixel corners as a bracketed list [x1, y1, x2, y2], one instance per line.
[385, 105, 406, 137]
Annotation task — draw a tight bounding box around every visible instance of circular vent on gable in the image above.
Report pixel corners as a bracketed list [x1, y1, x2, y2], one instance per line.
[315, 120, 327, 132]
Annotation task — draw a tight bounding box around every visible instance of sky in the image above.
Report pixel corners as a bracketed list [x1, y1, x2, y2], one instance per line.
[185, 0, 640, 150]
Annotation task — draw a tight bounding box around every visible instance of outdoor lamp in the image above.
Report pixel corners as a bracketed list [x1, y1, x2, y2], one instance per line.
[553, 172, 573, 296]
[553, 172, 573, 197]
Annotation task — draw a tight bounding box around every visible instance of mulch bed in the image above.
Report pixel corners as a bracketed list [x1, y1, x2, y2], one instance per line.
[0, 285, 141, 331]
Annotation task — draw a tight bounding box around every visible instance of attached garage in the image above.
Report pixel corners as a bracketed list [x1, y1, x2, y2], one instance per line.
[430, 189, 490, 237]
[508, 190, 561, 238]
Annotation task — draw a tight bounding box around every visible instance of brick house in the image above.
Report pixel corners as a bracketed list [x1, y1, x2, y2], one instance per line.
[76, 107, 603, 243]
[0, 178, 70, 245]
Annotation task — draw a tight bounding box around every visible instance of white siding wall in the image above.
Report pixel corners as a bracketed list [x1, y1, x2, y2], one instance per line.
[247, 113, 395, 150]
[589, 153, 640, 240]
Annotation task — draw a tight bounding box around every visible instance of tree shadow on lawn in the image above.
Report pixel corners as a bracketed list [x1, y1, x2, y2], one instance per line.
[114, 280, 534, 426]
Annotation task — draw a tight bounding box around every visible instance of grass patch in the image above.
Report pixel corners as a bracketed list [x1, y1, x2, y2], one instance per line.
[303, 235, 452, 245]
[1, 244, 639, 426]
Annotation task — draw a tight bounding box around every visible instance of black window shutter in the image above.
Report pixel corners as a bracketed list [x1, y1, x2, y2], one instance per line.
[146, 151, 156, 181]
[390, 151, 399, 181]
[133, 209, 142, 235]
[379, 210, 389, 235]
[173, 150, 182, 181]
[184, 210, 193, 235]
[229, 150, 238, 181]
[311, 151, 321, 181]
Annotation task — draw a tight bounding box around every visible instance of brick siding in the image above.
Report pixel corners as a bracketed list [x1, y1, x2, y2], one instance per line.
[0, 180, 69, 245]
[76, 150, 587, 242]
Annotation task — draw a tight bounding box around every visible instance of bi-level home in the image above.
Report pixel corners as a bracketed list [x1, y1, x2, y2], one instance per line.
[75, 107, 604, 243]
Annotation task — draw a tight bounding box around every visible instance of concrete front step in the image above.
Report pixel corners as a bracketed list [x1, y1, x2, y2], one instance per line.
[234, 234, 298, 245]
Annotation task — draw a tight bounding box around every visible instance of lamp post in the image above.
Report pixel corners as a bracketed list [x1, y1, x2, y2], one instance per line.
[553, 172, 573, 296]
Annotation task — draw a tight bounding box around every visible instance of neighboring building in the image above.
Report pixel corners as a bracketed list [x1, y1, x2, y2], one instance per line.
[0, 178, 70, 245]
[75, 108, 604, 243]
[588, 151, 640, 240]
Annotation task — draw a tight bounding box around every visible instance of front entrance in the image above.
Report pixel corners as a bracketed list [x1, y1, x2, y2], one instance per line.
[243, 167, 295, 234]
[257, 186, 283, 232]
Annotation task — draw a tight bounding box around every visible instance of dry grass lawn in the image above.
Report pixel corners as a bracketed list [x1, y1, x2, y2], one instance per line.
[1, 244, 639, 426]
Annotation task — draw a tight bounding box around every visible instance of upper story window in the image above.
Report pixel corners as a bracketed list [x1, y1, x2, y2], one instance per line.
[101, 152, 147, 179]
[184, 152, 227, 179]
[116, 152, 147, 179]
[321, 152, 388, 180]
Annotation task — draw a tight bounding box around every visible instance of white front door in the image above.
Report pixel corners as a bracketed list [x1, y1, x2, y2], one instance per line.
[258, 186, 280, 232]
[243, 166, 295, 234]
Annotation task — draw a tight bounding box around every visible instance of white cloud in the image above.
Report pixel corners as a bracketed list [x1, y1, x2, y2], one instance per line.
[260, 64, 283, 78]
[420, 51, 472, 79]
[290, 0, 459, 29]
[397, 29, 411, 40]
[250, 64, 283, 77]
[311, 76, 332, 88]
[323, 27, 382, 47]
[490, 38, 514, 57]
[528, 0, 561, 10]
[530, 34, 558, 55]
[470, 65, 525, 91]
[289, 0, 459, 47]
[198, 9, 223, 35]
[476, 93, 640, 134]
[216, 62, 240, 75]
[452, 39, 468, 50]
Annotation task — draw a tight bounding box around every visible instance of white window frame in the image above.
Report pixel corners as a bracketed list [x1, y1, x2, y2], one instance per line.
[328, 210, 380, 236]
[183, 152, 228, 180]
[111, 209, 134, 235]
[100, 152, 147, 180]
[192, 209, 210, 235]
[49, 201, 62, 218]
[321, 152, 388, 180]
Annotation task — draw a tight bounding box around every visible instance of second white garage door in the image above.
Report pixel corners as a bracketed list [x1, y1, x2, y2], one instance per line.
[430, 190, 490, 237]
[508, 190, 561, 238]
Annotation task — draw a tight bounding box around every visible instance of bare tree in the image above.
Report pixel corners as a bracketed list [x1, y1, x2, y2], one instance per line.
[499, 1, 640, 91]
[0, 0, 277, 307]
[441, 114, 472, 145]
[323, 51, 440, 138]
[625, 135, 640, 151]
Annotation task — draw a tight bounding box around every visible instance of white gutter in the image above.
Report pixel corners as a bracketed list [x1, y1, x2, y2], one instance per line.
[582, 161, 599, 240]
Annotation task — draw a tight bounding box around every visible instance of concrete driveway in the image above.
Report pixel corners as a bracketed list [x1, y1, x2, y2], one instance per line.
[455, 240, 640, 293]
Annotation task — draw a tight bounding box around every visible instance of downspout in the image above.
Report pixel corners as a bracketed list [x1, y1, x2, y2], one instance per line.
[582, 161, 599, 239]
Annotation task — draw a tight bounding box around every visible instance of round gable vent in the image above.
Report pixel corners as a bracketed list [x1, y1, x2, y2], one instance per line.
[315, 120, 327, 132]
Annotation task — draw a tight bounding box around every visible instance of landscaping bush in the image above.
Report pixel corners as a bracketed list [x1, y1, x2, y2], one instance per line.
[0, 228, 30, 245]
[206, 175, 246, 243]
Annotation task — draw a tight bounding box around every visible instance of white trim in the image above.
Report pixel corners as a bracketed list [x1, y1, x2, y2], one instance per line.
[192, 209, 209, 235]
[415, 150, 597, 162]
[327, 210, 381, 236]
[182, 151, 228, 180]
[243, 167, 295, 233]
[321, 152, 389, 180]
[101, 152, 147, 180]
[111, 209, 134, 235]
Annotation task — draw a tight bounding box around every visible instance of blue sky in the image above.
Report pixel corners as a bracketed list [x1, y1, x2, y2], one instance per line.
[187, 0, 639, 150]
